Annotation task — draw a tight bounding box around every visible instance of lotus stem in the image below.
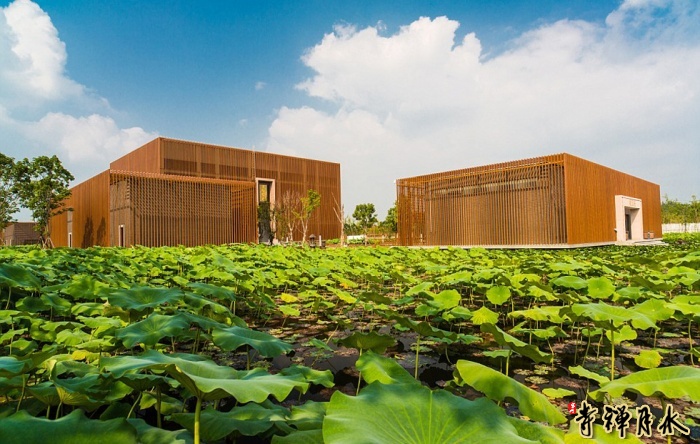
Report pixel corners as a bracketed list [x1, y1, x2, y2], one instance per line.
[15, 375, 27, 413]
[194, 397, 203, 444]
[505, 353, 510, 377]
[414, 335, 420, 380]
[356, 349, 363, 396]
[156, 386, 162, 428]
[4, 287, 11, 310]
[610, 323, 615, 381]
[127, 392, 142, 419]
[688, 319, 695, 366]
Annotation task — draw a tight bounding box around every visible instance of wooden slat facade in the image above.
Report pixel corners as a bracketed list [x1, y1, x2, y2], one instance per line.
[396, 153, 661, 247]
[1, 222, 40, 246]
[50, 137, 341, 247]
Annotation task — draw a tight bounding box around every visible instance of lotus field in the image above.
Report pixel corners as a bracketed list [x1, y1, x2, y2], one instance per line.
[1, 235, 699, 443]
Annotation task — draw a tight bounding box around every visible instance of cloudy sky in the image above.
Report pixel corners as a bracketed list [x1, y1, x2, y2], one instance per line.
[1, 0, 698, 221]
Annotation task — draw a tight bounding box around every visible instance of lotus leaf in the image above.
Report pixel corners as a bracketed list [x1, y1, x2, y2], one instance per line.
[471, 306, 499, 325]
[633, 350, 662, 369]
[454, 360, 567, 425]
[212, 326, 293, 357]
[115, 313, 190, 348]
[337, 331, 396, 354]
[552, 276, 587, 290]
[355, 351, 416, 386]
[480, 323, 553, 364]
[486, 286, 511, 305]
[589, 366, 700, 402]
[324, 382, 535, 444]
[0, 410, 137, 444]
[568, 366, 609, 385]
[171, 403, 286, 441]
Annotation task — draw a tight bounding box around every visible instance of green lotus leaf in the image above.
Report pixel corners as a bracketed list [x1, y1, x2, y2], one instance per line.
[337, 331, 396, 354]
[0, 263, 41, 290]
[570, 302, 657, 330]
[0, 410, 137, 444]
[552, 276, 587, 290]
[106, 286, 183, 311]
[542, 388, 577, 399]
[586, 277, 615, 299]
[279, 365, 334, 388]
[405, 281, 435, 297]
[390, 316, 458, 340]
[629, 299, 674, 323]
[0, 356, 29, 376]
[187, 282, 236, 301]
[480, 323, 553, 364]
[171, 403, 286, 441]
[127, 418, 193, 444]
[633, 350, 662, 369]
[355, 351, 416, 386]
[273, 429, 324, 444]
[604, 324, 637, 344]
[568, 365, 610, 385]
[589, 366, 700, 402]
[61, 274, 110, 300]
[115, 313, 190, 348]
[454, 360, 567, 425]
[486, 286, 511, 305]
[507, 417, 565, 444]
[16, 296, 50, 313]
[286, 401, 327, 431]
[323, 382, 534, 444]
[428, 289, 461, 310]
[470, 306, 499, 325]
[212, 326, 293, 357]
[509, 306, 565, 323]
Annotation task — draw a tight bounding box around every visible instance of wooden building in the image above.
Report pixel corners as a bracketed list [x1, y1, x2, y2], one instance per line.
[396, 153, 661, 247]
[1, 222, 40, 246]
[50, 137, 341, 247]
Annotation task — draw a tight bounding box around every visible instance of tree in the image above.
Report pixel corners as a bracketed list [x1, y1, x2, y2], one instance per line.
[353, 203, 378, 244]
[296, 189, 321, 245]
[0, 153, 19, 238]
[332, 193, 346, 246]
[13, 155, 74, 248]
[275, 190, 302, 243]
[380, 202, 397, 235]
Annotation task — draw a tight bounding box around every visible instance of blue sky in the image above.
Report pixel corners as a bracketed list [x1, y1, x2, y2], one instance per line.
[1, 0, 699, 221]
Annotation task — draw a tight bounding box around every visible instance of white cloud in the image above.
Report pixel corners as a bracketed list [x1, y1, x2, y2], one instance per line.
[0, 0, 156, 179]
[25, 113, 154, 165]
[267, 0, 700, 217]
[255, 81, 266, 91]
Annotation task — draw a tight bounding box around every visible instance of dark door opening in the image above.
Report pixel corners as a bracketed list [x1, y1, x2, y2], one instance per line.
[625, 213, 631, 240]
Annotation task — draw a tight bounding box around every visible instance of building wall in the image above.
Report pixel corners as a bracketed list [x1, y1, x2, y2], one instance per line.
[254, 152, 341, 241]
[397, 153, 661, 247]
[110, 138, 161, 173]
[397, 155, 567, 246]
[563, 154, 662, 244]
[2, 222, 40, 246]
[51, 170, 111, 248]
[51, 137, 341, 247]
[109, 171, 256, 247]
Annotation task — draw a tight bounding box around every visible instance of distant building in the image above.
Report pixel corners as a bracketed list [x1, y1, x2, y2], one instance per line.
[50, 137, 341, 247]
[396, 153, 661, 247]
[2, 222, 40, 246]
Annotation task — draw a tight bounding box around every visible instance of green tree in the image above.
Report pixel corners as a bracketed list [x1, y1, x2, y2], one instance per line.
[353, 203, 378, 244]
[296, 189, 321, 245]
[13, 155, 74, 248]
[380, 202, 397, 235]
[662, 194, 700, 224]
[0, 153, 19, 238]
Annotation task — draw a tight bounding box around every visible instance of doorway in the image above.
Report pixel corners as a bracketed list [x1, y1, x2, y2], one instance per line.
[614, 196, 643, 242]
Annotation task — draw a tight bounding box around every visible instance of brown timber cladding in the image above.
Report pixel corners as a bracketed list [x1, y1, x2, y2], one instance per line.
[2, 222, 40, 246]
[50, 137, 341, 247]
[396, 153, 661, 246]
